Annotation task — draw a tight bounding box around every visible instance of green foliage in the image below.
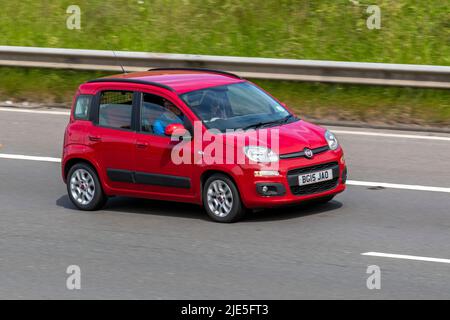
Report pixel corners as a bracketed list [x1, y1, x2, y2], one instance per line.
[0, 0, 448, 64]
[0, 1, 448, 125]
[254, 80, 450, 125]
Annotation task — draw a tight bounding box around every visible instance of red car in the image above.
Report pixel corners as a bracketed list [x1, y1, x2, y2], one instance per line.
[62, 68, 347, 222]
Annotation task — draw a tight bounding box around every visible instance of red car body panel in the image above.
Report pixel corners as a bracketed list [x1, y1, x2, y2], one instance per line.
[62, 70, 346, 209]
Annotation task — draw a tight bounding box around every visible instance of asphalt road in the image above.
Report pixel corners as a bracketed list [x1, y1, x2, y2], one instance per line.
[0, 108, 449, 299]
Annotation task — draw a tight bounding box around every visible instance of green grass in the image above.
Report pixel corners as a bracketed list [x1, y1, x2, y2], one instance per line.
[257, 80, 450, 126]
[1, 0, 448, 64]
[0, 0, 449, 125]
[0, 68, 110, 103]
[1, 67, 448, 126]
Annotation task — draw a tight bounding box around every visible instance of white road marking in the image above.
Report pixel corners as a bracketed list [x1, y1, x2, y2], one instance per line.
[0, 107, 69, 115]
[362, 252, 450, 264]
[0, 153, 61, 163]
[1, 153, 450, 193]
[347, 180, 450, 193]
[332, 129, 450, 142]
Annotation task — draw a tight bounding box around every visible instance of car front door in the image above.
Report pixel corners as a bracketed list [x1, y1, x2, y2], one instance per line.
[134, 91, 197, 201]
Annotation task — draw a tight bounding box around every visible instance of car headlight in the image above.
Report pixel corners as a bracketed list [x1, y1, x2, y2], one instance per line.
[244, 146, 279, 163]
[325, 130, 339, 150]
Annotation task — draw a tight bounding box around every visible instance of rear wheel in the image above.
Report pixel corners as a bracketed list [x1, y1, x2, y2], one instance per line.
[67, 163, 107, 211]
[203, 174, 246, 223]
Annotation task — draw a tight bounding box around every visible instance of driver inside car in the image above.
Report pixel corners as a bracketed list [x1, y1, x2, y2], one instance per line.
[153, 100, 185, 135]
[191, 93, 227, 122]
[209, 100, 227, 121]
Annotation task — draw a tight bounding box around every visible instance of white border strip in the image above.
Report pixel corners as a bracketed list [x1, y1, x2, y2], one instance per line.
[332, 130, 450, 141]
[347, 180, 450, 193]
[0, 153, 61, 163]
[362, 252, 450, 264]
[0, 107, 69, 115]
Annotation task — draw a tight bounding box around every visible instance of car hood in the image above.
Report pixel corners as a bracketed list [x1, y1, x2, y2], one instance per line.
[221, 120, 328, 155]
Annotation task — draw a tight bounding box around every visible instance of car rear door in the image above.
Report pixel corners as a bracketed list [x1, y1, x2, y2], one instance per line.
[86, 89, 138, 190]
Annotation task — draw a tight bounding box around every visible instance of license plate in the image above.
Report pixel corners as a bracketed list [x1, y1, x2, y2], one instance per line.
[298, 169, 333, 186]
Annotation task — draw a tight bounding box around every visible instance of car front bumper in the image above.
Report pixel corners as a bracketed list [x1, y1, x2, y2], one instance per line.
[236, 147, 347, 209]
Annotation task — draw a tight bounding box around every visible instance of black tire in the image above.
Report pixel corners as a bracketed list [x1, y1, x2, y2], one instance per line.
[67, 163, 107, 211]
[202, 174, 246, 223]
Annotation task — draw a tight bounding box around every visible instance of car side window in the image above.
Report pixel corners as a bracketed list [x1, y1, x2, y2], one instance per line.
[74, 95, 92, 120]
[98, 91, 133, 130]
[141, 93, 187, 136]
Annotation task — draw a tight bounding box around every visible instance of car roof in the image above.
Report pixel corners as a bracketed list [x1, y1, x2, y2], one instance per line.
[86, 69, 245, 94]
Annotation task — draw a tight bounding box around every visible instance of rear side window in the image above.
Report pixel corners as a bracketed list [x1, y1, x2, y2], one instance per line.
[74, 95, 92, 120]
[98, 91, 133, 130]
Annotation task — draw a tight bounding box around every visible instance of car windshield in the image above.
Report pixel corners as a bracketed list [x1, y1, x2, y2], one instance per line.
[180, 82, 297, 132]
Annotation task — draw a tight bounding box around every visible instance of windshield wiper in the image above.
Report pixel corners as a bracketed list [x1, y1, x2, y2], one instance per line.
[280, 114, 296, 124]
[243, 114, 296, 130]
[262, 115, 296, 128]
[242, 121, 272, 130]
[242, 115, 297, 131]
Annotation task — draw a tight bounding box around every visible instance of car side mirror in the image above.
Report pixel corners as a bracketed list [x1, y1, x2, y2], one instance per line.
[165, 123, 189, 140]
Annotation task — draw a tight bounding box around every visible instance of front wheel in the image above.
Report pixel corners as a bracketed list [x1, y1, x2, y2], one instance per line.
[67, 163, 107, 211]
[203, 174, 246, 223]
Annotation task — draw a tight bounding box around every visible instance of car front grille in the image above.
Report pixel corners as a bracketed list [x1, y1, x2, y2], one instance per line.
[287, 162, 339, 196]
[280, 145, 329, 159]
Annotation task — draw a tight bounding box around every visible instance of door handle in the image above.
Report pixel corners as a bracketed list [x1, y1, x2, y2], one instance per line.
[136, 141, 149, 149]
[88, 135, 101, 142]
